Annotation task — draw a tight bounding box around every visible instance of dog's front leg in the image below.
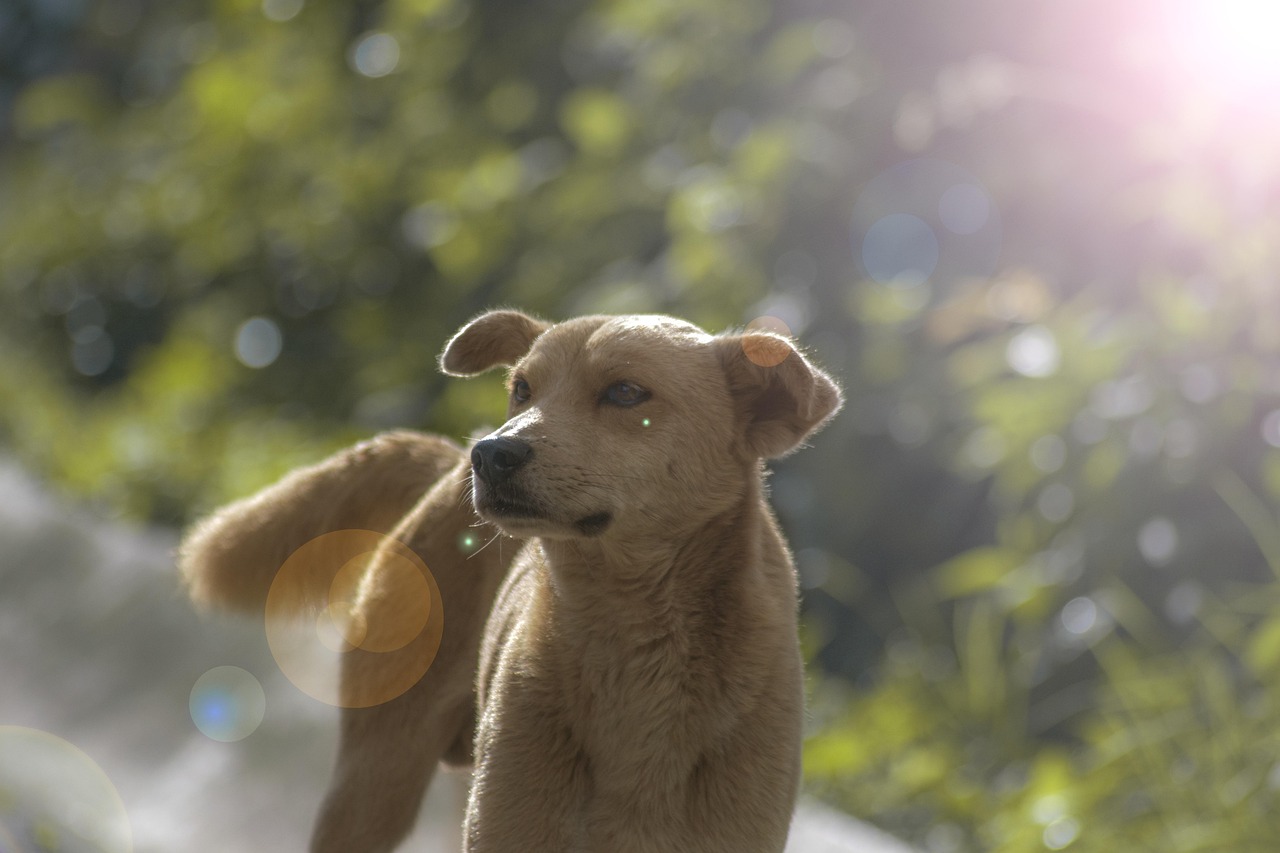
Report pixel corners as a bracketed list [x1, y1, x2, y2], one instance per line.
[309, 648, 474, 853]
[463, 671, 588, 853]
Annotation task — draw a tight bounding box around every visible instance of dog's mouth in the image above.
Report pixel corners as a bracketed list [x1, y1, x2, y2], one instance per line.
[486, 499, 544, 519]
[473, 487, 544, 521]
[473, 485, 613, 538]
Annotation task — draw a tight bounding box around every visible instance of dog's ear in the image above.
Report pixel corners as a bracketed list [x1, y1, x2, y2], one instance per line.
[715, 331, 843, 459]
[439, 310, 551, 376]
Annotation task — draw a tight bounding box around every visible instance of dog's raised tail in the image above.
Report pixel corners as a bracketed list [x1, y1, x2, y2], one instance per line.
[178, 431, 464, 615]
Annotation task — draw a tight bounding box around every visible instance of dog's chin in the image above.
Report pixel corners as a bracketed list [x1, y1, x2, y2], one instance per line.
[482, 512, 547, 538]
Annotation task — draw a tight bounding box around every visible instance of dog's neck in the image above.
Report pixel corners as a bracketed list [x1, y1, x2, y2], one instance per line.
[524, 469, 794, 797]
[536, 471, 766, 647]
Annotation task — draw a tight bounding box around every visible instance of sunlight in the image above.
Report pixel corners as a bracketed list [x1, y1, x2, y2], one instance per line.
[1173, 0, 1280, 94]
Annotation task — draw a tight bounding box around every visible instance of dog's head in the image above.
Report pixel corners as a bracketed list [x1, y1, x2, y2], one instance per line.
[440, 310, 842, 541]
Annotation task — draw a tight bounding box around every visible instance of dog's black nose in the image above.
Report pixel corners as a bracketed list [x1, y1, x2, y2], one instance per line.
[471, 437, 533, 486]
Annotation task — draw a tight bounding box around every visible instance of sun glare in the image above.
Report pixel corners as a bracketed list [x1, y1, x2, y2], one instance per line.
[1173, 0, 1280, 94]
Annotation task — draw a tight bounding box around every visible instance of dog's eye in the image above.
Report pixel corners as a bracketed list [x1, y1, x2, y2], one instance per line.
[511, 378, 531, 404]
[603, 382, 649, 407]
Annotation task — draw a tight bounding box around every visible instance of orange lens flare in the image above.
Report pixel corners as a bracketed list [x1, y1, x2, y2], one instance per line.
[265, 530, 443, 708]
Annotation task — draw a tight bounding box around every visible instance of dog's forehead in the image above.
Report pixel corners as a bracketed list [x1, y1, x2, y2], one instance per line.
[522, 315, 714, 370]
[588, 315, 712, 350]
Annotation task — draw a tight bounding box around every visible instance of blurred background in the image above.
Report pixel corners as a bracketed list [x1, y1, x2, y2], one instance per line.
[2, 0, 1280, 850]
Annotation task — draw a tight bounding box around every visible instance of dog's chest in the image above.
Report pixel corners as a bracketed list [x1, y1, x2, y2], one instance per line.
[565, 635, 714, 792]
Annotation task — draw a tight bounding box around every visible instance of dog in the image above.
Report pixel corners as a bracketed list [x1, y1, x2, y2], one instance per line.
[178, 310, 842, 852]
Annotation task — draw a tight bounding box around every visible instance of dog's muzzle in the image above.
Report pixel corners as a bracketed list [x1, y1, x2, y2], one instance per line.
[471, 436, 533, 488]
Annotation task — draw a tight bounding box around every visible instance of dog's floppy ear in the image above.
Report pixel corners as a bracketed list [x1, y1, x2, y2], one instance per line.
[438, 310, 551, 376]
[714, 331, 843, 459]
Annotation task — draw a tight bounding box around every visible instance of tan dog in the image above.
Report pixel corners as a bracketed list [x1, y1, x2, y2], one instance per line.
[179, 310, 842, 853]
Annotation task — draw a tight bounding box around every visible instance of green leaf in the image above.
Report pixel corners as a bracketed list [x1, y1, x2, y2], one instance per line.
[559, 89, 633, 157]
[1246, 618, 1280, 675]
[932, 547, 1022, 599]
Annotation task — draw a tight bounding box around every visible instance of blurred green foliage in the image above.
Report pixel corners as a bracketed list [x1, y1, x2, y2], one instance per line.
[4, 0, 1280, 849]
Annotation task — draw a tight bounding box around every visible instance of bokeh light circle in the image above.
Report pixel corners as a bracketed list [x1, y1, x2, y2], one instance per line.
[1006, 325, 1061, 378]
[350, 32, 400, 78]
[0, 726, 133, 853]
[852, 158, 1002, 289]
[71, 329, 115, 377]
[234, 316, 283, 368]
[937, 183, 991, 235]
[861, 213, 938, 287]
[262, 0, 304, 23]
[742, 316, 794, 368]
[1138, 517, 1179, 567]
[265, 529, 443, 708]
[1060, 597, 1098, 636]
[189, 666, 267, 742]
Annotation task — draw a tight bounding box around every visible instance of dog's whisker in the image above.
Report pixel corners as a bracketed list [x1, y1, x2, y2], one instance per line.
[466, 530, 504, 560]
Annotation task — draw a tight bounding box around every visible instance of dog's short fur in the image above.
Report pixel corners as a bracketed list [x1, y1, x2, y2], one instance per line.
[179, 311, 842, 853]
